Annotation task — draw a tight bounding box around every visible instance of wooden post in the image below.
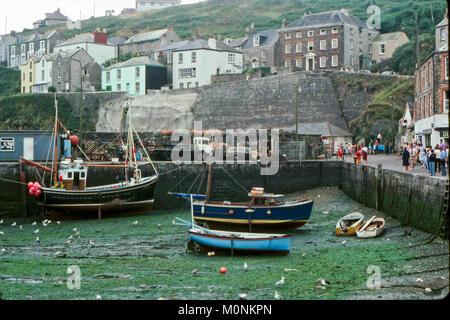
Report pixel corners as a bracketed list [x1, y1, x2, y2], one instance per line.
[98, 205, 102, 220]
[375, 164, 382, 211]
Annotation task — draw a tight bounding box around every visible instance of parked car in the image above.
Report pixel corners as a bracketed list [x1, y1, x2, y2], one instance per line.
[226, 146, 258, 161]
[358, 69, 371, 74]
[382, 70, 396, 76]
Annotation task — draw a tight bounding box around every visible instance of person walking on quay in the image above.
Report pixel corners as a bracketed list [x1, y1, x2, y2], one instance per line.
[434, 145, 441, 174]
[362, 144, 368, 163]
[385, 139, 390, 154]
[429, 149, 437, 176]
[402, 145, 410, 172]
[369, 139, 375, 155]
[419, 144, 425, 168]
[439, 146, 447, 176]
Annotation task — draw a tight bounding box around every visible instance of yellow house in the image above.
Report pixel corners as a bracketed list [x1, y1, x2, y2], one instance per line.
[20, 57, 38, 93]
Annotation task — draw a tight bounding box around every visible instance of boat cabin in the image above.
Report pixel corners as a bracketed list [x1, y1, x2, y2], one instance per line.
[58, 160, 88, 191]
[248, 187, 285, 206]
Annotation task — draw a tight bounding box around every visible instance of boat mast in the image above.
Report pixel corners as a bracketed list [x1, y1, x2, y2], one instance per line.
[52, 94, 59, 186]
[206, 163, 212, 201]
[190, 194, 194, 228]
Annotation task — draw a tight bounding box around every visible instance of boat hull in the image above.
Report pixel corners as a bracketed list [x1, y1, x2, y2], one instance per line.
[336, 212, 364, 236]
[38, 175, 158, 218]
[188, 229, 291, 255]
[192, 199, 314, 229]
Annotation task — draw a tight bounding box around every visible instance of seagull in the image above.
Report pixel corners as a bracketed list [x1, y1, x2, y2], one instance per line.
[315, 285, 327, 290]
[32, 222, 36, 226]
[57, 221, 61, 225]
[301, 252, 306, 257]
[132, 221, 139, 225]
[0, 231, 5, 236]
[0, 219, 3, 224]
[1, 248, 6, 253]
[274, 291, 284, 300]
[191, 269, 199, 275]
[75, 231, 80, 238]
[342, 240, 347, 244]
[172, 220, 175, 224]
[275, 276, 285, 287]
[96, 294, 102, 300]
[157, 223, 161, 228]
[11, 222, 16, 227]
[244, 262, 248, 270]
[416, 278, 424, 283]
[207, 251, 215, 256]
[55, 251, 66, 258]
[65, 240, 71, 245]
[34, 229, 39, 234]
[316, 278, 331, 286]
[68, 235, 73, 240]
[89, 240, 95, 247]
[19, 225, 23, 231]
[424, 288, 432, 293]
[36, 237, 40, 244]
[42, 222, 48, 227]
[238, 293, 248, 300]
[72, 228, 78, 232]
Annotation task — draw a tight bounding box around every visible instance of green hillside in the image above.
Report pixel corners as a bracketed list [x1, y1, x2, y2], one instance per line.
[0, 65, 20, 96]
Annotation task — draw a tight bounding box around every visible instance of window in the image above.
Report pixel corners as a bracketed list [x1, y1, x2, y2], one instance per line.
[285, 59, 291, 67]
[331, 38, 338, 49]
[136, 67, 140, 78]
[320, 40, 326, 50]
[40, 41, 45, 51]
[379, 43, 385, 54]
[41, 70, 45, 81]
[261, 50, 266, 58]
[444, 90, 449, 113]
[296, 43, 302, 53]
[195, 82, 199, 87]
[359, 42, 363, 52]
[320, 29, 326, 35]
[117, 84, 121, 91]
[117, 70, 121, 80]
[21, 44, 25, 53]
[179, 68, 196, 78]
[191, 52, 196, 63]
[187, 82, 191, 88]
[179, 83, 184, 89]
[22, 72, 25, 81]
[349, 39, 354, 50]
[11, 46, 15, 55]
[253, 35, 260, 47]
[244, 53, 249, 60]
[0, 138, 15, 151]
[295, 59, 302, 68]
[178, 53, 183, 64]
[307, 30, 314, 37]
[228, 53, 235, 63]
[135, 82, 140, 94]
[11, 56, 15, 67]
[440, 28, 446, 43]
[29, 72, 32, 82]
[349, 28, 354, 36]
[106, 72, 110, 83]
[285, 33, 291, 40]
[296, 31, 302, 38]
[320, 56, 326, 68]
[445, 56, 448, 80]
[308, 41, 314, 51]
[350, 56, 354, 67]
[332, 55, 338, 66]
[332, 27, 338, 34]
[285, 44, 291, 54]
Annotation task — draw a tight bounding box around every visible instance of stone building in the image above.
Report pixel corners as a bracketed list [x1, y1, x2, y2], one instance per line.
[136, 0, 181, 12]
[371, 31, 409, 64]
[413, 12, 448, 147]
[7, 30, 66, 69]
[281, 9, 379, 71]
[240, 28, 282, 69]
[0, 34, 17, 66]
[121, 26, 181, 59]
[33, 8, 69, 29]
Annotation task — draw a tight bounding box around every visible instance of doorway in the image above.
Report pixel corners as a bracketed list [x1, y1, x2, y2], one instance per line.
[23, 137, 34, 160]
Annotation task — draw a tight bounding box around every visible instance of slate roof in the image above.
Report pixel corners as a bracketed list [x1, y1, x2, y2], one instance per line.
[107, 37, 125, 46]
[159, 40, 190, 51]
[57, 33, 94, 46]
[227, 37, 248, 48]
[173, 39, 241, 53]
[241, 30, 279, 49]
[373, 31, 408, 42]
[282, 122, 352, 137]
[104, 56, 165, 70]
[45, 9, 68, 21]
[124, 28, 168, 44]
[436, 15, 448, 28]
[287, 9, 368, 29]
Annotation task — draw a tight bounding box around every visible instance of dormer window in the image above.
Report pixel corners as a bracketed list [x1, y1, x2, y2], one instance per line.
[332, 27, 338, 34]
[285, 33, 291, 40]
[307, 30, 314, 37]
[320, 29, 326, 35]
[253, 35, 260, 47]
[440, 28, 446, 42]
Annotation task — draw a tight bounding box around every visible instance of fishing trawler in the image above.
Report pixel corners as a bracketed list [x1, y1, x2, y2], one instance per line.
[20, 97, 158, 218]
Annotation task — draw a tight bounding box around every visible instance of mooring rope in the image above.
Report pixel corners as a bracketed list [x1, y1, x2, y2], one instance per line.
[216, 163, 248, 194]
[0, 177, 28, 186]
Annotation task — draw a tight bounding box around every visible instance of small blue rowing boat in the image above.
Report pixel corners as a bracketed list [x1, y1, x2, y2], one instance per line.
[188, 227, 291, 255]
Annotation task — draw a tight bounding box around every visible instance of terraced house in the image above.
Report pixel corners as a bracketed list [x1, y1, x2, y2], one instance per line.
[121, 26, 181, 60]
[281, 9, 379, 71]
[102, 56, 167, 96]
[7, 30, 66, 69]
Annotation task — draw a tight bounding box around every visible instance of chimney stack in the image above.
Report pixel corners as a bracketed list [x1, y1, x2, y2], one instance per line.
[282, 19, 289, 28]
[194, 28, 200, 40]
[208, 34, 216, 50]
[250, 23, 255, 32]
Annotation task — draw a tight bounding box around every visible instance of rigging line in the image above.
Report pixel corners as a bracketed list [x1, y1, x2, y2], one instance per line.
[131, 122, 157, 175]
[216, 163, 248, 194]
[0, 177, 28, 185]
[196, 164, 208, 194]
[167, 169, 193, 193]
[186, 169, 203, 194]
[158, 166, 187, 176]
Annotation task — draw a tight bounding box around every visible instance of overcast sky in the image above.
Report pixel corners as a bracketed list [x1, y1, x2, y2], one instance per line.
[0, 0, 203, 34]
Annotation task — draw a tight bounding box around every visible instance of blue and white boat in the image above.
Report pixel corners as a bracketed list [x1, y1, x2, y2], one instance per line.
[170, 187, 314, 229]
[188, 227, 291, 255]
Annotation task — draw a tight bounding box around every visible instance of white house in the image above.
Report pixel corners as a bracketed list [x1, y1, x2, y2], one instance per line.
[32, 54, 52, 93]
[172, 37, 243, 89]
[54, 31, 116, 66]
[136, 0, 181, 12]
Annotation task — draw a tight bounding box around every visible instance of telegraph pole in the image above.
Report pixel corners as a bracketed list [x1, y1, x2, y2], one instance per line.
[415, 11, 420, 67]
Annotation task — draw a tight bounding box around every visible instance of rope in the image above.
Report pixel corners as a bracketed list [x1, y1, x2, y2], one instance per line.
[216, 164, 248, 194]
[0, 177, 28, 186]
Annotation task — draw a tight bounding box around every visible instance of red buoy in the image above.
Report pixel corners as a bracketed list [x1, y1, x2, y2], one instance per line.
[35, 189, 42, 197]
[220, 267, 227, 274]
[69, 135, 79, 146]
[28, 182, 34, 189]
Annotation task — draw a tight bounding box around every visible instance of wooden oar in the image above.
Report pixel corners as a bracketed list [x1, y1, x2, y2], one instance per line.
[359, 215, 377, 232]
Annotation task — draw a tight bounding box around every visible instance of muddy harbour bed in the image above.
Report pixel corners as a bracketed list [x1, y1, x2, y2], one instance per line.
[0, 186, 448, 300]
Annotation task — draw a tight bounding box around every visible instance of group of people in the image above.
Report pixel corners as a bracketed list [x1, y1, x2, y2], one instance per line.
[401, 143, 448, 176]
[336, 143, 369, 164]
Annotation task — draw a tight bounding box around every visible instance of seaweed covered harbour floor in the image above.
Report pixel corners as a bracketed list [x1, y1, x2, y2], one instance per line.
[0, 187, 448, 300]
